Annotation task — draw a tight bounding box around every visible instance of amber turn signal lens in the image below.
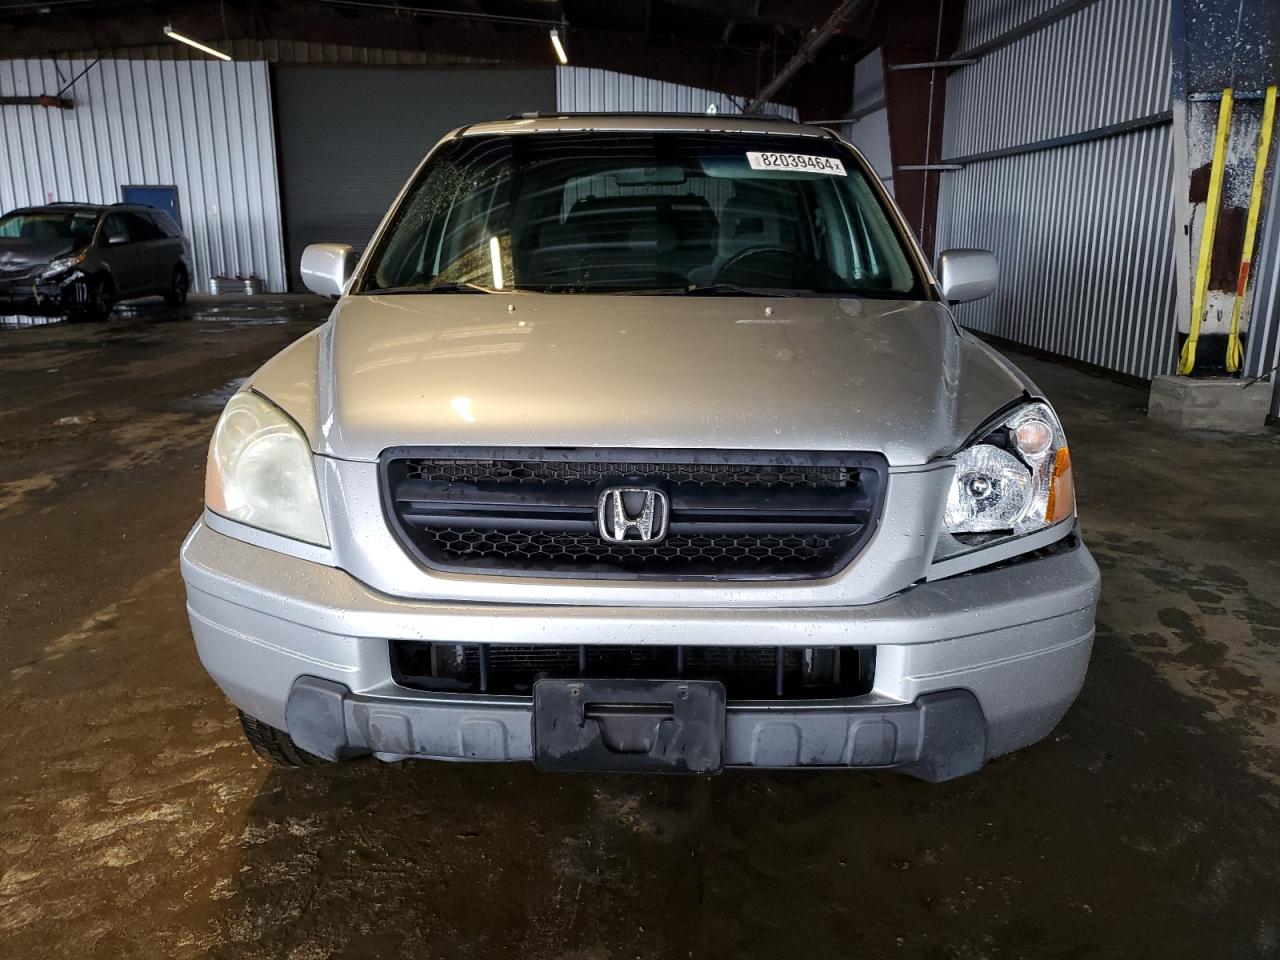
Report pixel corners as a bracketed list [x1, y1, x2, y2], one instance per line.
[1045, 446, 1074, 523]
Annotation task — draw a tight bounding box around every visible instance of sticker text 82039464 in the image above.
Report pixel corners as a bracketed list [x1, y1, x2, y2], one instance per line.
[745, 152, 846, 176]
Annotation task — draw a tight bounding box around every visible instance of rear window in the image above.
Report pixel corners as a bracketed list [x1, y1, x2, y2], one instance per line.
[363, 131, 923, 298]
[124, 212, 167, 242]
[147, 211, 183, 238]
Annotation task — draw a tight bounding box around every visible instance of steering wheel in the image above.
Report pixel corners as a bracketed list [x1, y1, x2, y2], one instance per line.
[715, 245, 794, 279]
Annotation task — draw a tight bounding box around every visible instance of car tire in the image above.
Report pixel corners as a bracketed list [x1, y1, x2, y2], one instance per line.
[69, 275, 115, 323]
[238, 710, 332, 768]
[164, 265, 189, 307]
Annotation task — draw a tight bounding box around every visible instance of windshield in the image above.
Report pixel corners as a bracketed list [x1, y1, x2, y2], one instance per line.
[363, 132, 924, 297]
[0, 210, 98, 243]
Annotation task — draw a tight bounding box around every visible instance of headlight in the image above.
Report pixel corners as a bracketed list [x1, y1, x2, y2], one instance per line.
[936, 401, 1074, 558]
[41, 252, 85, 277]
[205, 392, 329, 546]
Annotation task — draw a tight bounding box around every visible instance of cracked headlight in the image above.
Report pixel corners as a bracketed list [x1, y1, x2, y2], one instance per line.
[936, 401, 1074, 559]
[41, 251, 86, 278]
[205, 391, 329, 546]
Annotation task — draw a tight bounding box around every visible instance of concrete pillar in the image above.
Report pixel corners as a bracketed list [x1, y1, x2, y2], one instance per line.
[1152, 0, 1280, 431]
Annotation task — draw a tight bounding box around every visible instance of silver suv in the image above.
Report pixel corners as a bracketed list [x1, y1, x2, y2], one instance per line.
[180, 114, 1100, 781]
[0, 202, 191, 321]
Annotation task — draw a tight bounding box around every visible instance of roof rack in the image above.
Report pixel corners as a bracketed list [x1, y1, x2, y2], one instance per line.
[503, 110, 797, 122]
[38, 201, 137, 209]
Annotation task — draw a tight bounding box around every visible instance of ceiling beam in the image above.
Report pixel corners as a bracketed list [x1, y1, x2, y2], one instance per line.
[743, 0, 873, 111]
[0, 0, 867, 113]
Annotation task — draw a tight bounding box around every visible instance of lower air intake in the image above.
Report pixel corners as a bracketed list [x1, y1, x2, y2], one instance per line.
[391, 641, 876, 700]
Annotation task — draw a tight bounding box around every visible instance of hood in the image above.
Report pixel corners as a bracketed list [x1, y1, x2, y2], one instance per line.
[254, 294, 1030, 466]
[0, 237, 80, 274]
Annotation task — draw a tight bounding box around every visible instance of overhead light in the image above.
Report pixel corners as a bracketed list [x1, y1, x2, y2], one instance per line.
[163, 24, 232, 61]
[548, 28, 568, 65]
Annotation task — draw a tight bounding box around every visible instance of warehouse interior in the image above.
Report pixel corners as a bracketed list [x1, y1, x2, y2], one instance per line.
[1, 0, 1279, 957]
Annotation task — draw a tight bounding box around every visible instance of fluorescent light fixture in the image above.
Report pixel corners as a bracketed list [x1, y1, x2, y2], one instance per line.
[549, 28, 568, 65]
[163, 24, 232, 61]
[489, 235, 505, 289]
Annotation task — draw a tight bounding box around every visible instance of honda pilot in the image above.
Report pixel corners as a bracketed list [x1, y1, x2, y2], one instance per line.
[180, 114, 1100, 781]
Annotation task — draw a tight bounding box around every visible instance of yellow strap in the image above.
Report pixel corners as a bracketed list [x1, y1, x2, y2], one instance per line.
[1180, 89, 1234, 375]
[1226, 85, 1277, 373]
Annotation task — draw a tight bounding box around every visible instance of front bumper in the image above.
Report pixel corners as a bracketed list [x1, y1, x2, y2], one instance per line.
[0, 273, 78, 313]
[181, 521, 1100, 780]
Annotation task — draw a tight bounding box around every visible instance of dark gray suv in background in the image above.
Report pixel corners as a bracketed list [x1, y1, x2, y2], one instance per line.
[0, 202, 192, 322]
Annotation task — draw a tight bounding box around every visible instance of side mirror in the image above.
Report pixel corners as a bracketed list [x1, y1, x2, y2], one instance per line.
[104, 231, 130, 246]
[936, 249, 998, 303]
[300, 243, 358, 299]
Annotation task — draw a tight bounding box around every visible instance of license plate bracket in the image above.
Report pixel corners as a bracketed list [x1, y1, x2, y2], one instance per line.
[533, 678, 726, 774]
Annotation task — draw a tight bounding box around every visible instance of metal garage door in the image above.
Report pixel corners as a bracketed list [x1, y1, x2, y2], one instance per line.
[274, 67, 557, 290]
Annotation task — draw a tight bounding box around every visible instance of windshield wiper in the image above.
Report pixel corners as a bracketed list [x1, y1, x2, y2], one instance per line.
[367, 282, 493, 295]
[679, 283, 804, 297]
[673, 283, 902, 299]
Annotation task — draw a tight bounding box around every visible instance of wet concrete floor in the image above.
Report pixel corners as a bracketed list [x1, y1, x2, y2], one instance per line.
[1, 295, 1279, 959]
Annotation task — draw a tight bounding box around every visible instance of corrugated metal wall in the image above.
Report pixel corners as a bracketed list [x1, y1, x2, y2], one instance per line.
[1248, 152, 1280, 416]
[955, 0, 1076, 48]
[555, 67, 797, 119]
[54, 40, 491, 66]
[938, 125, 1176, 378]
[0, 58, 286, 293]
[945, 0, 1170, 158]
[935, 0, 1175, 379]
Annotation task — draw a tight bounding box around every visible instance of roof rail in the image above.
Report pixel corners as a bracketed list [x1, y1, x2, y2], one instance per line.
[503, 110, 797, 122]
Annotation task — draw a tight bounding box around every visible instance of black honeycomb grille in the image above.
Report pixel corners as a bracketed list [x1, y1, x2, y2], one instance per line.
[405, 458, 852, 489]
[430, 528, 839, 569]
[382, 448, 886, 580]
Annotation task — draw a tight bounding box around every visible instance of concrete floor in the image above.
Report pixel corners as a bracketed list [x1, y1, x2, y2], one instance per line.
[2, 294, 1279, 959]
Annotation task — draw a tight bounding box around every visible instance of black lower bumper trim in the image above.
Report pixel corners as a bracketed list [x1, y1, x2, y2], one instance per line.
[282, 677, 988, 781]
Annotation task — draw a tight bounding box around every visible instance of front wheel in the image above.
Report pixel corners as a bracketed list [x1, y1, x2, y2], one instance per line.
[69, 275, 114, 323]
[164, 265, 189, 307]
[238, 710, 331, 768]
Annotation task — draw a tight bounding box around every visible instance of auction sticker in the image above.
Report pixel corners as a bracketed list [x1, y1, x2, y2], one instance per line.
[746, 152, 846, 175]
